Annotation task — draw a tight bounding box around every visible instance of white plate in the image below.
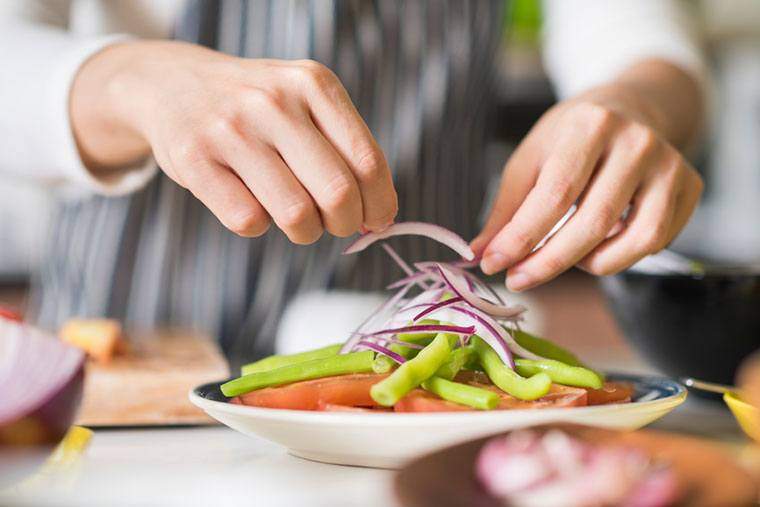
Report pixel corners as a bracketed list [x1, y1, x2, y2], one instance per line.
[189, 374, 686, 469]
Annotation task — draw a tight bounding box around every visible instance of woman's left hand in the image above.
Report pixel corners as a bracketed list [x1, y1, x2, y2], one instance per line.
[471, 84, 703, 292]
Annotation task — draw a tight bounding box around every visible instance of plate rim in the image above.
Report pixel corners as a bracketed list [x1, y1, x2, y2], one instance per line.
[188, 373, 687, 424]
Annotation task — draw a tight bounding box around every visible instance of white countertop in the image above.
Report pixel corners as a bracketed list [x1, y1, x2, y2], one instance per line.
[3, 426, 396, 507]
[2, 396, 748, 507]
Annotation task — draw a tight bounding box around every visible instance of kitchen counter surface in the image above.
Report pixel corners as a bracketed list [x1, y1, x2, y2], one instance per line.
[2, 273, 754, 507]
[3, 398, 747, 507]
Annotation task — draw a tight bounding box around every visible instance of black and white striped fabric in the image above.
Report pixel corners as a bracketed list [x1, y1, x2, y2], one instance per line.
[32, 0, 507, 364]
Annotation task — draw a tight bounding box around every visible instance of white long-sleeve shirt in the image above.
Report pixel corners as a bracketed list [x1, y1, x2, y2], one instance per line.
[0, 0, 708, 197]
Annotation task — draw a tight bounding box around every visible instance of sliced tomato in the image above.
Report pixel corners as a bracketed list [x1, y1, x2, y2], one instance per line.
[585, 381, 634, 405]
[236, 373, 388, 410]
[317, 402, 392, 413]
[394, 389, 473, 412]
[0, 305, 22, 322]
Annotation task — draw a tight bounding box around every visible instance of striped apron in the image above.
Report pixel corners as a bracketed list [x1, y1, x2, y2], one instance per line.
[32, 0, 507, 366]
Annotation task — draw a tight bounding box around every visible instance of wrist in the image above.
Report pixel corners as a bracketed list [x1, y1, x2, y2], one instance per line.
[573, 83, 669, 139]
[71, 40, 155, 173]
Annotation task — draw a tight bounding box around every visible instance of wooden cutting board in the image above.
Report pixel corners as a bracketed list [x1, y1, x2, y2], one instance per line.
[76, 330, 229, 426]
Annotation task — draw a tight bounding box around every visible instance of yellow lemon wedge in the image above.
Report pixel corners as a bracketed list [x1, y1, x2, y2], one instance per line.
[724, 392, 760, 442]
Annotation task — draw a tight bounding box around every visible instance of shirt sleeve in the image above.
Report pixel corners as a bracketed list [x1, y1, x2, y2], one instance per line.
[541, 0, 707, 99]
[0, 1, 157, 196]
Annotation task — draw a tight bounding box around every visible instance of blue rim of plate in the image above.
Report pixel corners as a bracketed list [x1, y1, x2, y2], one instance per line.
[193, 372, 685, 406]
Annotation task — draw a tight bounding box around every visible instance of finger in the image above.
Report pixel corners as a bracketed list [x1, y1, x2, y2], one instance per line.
[470, 137, 543, 255]
[271, 113, 363, 237]
[504, 133, 654, 291]
[218, 134, 323, 244]
[480, 112, 611, 275]
[179, 159, 271, 237]
[294, 60, 397, 230]
[666, 167, 703, 241]
[578, 164, 682, 275]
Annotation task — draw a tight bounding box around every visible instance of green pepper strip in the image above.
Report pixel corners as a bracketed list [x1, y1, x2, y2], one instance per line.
[371, 321, 443, 373]
[370, 334, 451, 406]
[512, 330, 583, 367]
[421, 376, 498, 410]
[515, 358, 603, 389]
[512, 329, 605, 381]
[472, 336, 552, 401]
[240, 343, 342, 376]
[221, 350, 374, 397]
[433, 345, 475, 381]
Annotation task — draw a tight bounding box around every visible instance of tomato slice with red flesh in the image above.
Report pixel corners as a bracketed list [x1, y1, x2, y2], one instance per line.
[585, 381, 635, 405]
[395, 383, 588, 412]
[317, 402, 393, 412]
[0, 305, 23, 322]
[235, 373, 388, 410]
[394, 389, 474, 412]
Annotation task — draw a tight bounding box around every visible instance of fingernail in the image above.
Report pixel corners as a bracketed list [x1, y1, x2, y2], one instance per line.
[507, 272, 531, 292]
[480, 253, 507, 275]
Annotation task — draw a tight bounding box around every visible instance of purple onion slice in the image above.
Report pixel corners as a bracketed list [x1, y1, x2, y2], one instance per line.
[343, 222, 475, 261]
[353, 341, 407, 364]
[437, 264, 526, 320]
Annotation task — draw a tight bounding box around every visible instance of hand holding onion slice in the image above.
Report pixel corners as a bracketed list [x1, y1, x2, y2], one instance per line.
[340, 221, 543, 371]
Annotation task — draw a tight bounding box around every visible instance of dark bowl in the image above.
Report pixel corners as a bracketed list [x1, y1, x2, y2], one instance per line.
[599, 270, 760, 386]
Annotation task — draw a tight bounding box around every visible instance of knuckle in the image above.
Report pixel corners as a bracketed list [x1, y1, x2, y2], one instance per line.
[577, 103, 617, 134]
[292, 59, 334, 90]
[170, 139, 206, 168]
[353, 147, 386, 181]
[622, 124, 659, 160]
[226, 209, 270, 237]
[243, 87, 290, 116]
[640, 221, 669, 253]
[509, 227, 535, 254]
[322, 175, 357, 213]
[544, 177, 577, 209]
[280, 200, 316, 230]
[206, 115, 240, 143]
[586, 201, 618, 239]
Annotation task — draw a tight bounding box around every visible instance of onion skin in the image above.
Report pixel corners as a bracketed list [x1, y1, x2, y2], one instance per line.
[0, 368, 84, 446]
[0, 319, 86, 447]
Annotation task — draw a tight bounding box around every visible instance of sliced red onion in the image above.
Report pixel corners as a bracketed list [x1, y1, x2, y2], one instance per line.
[354, 340, 407, 364]
[415, 261, 503, 304]
[413, 296, 463, 321]
[0, 318, 85, 445]
[343, 222, 475, 261]
[386, 271, 434, 290]
[437, 264, 526, 320]
[380, 243, 413, 276]
[339, 281, 415, 353]
[361, 323, 475, 338]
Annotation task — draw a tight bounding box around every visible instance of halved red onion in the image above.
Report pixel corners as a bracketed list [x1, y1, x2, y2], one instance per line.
[437, 264, 526, 320]
[0, 318, 85, 446]
[354, 341, 407, 364]
[343, 222, 475, 261]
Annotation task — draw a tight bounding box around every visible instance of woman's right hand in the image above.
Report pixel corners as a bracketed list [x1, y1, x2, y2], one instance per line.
[70, 40, 397, 243]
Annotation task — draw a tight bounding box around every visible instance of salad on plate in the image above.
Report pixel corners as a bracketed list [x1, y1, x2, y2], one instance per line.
[221, 222, 632, 413]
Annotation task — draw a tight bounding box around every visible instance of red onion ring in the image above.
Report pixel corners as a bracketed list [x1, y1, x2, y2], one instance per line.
[344, 222, 475, 261]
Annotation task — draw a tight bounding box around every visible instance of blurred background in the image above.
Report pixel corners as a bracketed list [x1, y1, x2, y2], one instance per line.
[1, 0, 759, 380]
